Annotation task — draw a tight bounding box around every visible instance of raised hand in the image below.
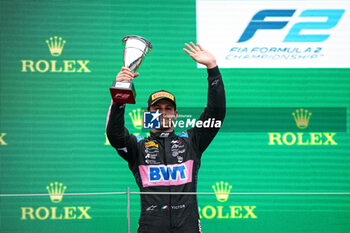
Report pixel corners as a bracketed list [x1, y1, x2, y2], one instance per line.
[116, 67, 139, 82]
[183, 42, 217, 69]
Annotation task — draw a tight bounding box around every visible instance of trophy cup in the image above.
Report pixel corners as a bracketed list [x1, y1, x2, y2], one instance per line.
[110, 35, 152, 104]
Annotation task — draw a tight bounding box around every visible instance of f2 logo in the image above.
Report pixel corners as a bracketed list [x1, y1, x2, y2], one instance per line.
[238, 9, 345, 43]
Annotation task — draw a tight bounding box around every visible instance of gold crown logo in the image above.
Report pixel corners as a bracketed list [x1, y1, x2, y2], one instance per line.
[212, 181, 232, 202]
[46, 36, 66, 56]
[46, 182, 67, 203]
[292, 108, 312, 129]
[129, 109, 144, 129]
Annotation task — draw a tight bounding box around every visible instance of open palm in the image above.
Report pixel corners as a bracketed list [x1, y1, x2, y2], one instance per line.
[183, 42, 216, 69]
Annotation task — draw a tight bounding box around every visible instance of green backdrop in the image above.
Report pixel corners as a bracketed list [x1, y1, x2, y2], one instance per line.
[1, 0, 349, 233]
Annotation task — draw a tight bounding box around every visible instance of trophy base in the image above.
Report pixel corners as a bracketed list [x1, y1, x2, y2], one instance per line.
[110, 81, 136, 104]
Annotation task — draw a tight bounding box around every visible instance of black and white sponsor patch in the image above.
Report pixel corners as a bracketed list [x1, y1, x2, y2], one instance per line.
[211, 79, 219, 87]
[117, 147, 128, 153]
[145, 147, 159, 154]
[146, 205, 157, 212]
[145, 159, 160, 165]
[171, 204, 186, 210]
[159, 132, 170, 137]
[145, 153, 158, 159]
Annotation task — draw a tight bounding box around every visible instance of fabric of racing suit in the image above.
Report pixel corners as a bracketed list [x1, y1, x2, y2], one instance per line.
[106, 66, 226, 233]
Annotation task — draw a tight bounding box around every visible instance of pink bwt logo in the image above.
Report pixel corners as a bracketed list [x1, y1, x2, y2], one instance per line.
[139, 160, 193, 187]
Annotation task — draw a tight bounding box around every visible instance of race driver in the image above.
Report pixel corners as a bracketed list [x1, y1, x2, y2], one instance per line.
[106, 42, 226, 233]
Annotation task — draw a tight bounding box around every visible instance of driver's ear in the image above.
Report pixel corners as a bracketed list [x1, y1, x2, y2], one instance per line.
[174, 110, 178, 120]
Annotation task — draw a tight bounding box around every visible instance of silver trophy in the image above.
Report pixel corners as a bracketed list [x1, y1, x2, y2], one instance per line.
[110, 35, 152, 104]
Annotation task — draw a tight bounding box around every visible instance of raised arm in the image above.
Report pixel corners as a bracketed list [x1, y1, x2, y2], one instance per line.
[183, 42, 226, 154]
[106, 67, 140, 162]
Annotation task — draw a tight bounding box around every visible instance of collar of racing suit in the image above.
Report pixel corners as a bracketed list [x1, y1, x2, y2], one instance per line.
[150, 130, 176, 139]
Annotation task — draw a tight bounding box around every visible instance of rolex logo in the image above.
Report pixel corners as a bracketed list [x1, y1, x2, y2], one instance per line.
[46, 182, 67, 203]
[269, 108, 337, 146]
[198, 182, 256, 219]
[46, 36, 66, 56]
[292, 108, 312, 129]
[0, 133, 7, 146]
[21, 36, 90, 73]
[212, 181, 232, 202]
[21, 182, 92, 220]
[129, 109, 144, 129]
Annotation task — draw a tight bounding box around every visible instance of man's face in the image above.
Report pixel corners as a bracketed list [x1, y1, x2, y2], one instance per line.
[149, 99, 178, 129]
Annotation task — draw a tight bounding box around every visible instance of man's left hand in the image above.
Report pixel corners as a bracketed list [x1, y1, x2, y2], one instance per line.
[183, 42, 217, 69]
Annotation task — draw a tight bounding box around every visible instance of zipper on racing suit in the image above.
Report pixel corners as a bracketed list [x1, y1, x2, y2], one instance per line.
[164, 136, 173, 229]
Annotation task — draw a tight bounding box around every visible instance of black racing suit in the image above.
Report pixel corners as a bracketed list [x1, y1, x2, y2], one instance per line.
[107, 66, 226, 233]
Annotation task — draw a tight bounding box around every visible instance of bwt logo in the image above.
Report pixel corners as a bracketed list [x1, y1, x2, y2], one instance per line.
[139, 160, 193, 187]
[150, 164, 187, 181]
[238, 9, 345, 43]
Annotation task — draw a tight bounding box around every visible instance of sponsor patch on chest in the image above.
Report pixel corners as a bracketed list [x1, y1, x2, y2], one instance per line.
[139, 160, 193, 187]
[145, 141, 158, 148]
